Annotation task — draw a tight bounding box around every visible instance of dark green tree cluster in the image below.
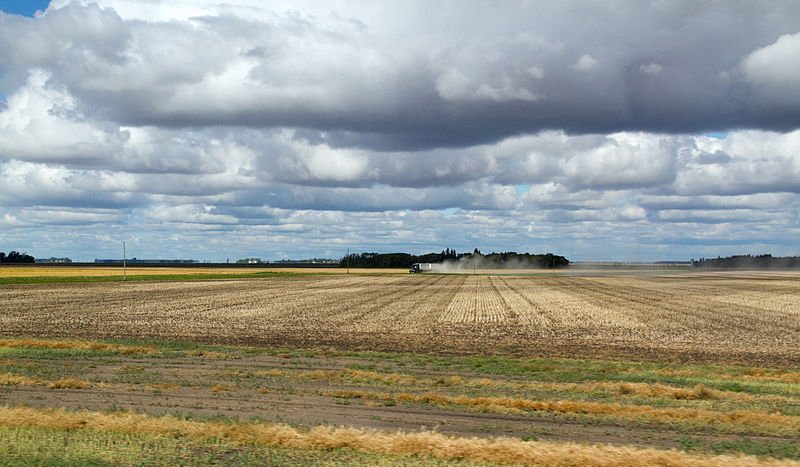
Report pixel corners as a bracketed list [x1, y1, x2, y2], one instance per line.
[477, 251, 569, 268]
[339, 249, 568, 268]
[0, 251, 35, 263]
[693, 254, 800, 268]
[340, 252, 414, 268]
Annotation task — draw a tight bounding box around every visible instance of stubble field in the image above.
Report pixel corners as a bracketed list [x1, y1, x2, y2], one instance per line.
[1, 271, 798, 366]
[1, 269, 798, 465]
[0, 266, 403, 278]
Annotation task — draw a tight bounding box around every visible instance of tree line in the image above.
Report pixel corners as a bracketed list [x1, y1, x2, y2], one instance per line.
[692, 254, 800, 268]
[339, 249, 569, 268]
[0, 251, 35, 263]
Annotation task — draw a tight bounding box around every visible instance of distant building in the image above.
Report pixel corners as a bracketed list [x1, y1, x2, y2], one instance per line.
[275, 258, 338, 264]
[236, 258, 265, 264]
[36, 257, 73, 263]
[94, 258, 198, 264]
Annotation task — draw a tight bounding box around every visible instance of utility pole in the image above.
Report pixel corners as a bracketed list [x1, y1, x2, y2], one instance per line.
[123, 241, 127, 281]
[346, 248, 350, 274]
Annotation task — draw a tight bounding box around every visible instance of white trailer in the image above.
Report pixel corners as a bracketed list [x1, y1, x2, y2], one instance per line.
[409, 263, 433, 273]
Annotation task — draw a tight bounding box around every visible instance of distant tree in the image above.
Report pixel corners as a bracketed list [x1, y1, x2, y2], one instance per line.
[693, 254, 800, 269]
[0, 250, 35, 263]
[339, 249, 569, 269]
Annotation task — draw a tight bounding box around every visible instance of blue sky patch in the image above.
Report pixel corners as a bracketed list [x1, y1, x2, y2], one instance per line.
[0, 0, 50, 17]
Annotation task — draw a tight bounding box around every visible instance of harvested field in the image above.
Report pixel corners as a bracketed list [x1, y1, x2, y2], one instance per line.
[0, 266, 269, 277]
[0, 266, 403, 278]
[1, 271, 798, 366]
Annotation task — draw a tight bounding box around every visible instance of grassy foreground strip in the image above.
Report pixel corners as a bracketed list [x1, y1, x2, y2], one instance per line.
[0, 406, 793, 467]
[3, 368, 795, 437]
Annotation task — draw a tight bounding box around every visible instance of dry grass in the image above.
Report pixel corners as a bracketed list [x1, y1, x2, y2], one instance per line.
[185, 349, 238, 359]
[0, 338, 154, 355]
[0, 371, 163, 393]
[262, 367, 796, 405]
[261, 368, 417, 386]
[1, 373, 94, 390]
[328, 389, 800, 435]
[0, 373, 39, 386]
[614, 382, 720, 400]
[0, 405, 793, 466]
[210, 384, 237, 393]
[148, 383, 180, 392]
[656, 367, 800, 384]
[341, 369, 418, 385]
[743, 370, 800, 384]
[48, 378, 93, 390]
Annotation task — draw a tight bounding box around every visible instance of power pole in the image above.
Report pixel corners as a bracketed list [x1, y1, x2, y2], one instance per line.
[346, 248, 350, 274]
[123, 241, 127, 281]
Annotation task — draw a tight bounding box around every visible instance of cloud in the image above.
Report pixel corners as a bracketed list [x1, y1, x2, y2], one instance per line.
[572, 54, 598, 72]
[743, 33, 800, 87]
[144, 204, 239, 225]
[674, 130, 800, 196]
[1, 1, 799, 146]
[0, 160, 145, 208]
[18, 207, 126, 225]
[435, 68, 541, 103]
[639, 63, 663, 75]
[560, 133, 678, 190]
[2, 1, 800, 261]
[0, 69, 125, 164]
[740, 32, 800, 117]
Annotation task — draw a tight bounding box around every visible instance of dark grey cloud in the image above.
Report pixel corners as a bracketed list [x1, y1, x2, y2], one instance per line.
[2, 1, 800, 151]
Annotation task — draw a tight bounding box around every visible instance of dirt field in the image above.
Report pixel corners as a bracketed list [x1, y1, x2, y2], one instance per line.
[1, 271, 798, 366]
[1, 270, 798, 464]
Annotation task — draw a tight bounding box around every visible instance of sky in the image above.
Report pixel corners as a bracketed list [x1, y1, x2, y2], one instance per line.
[0, 1, 799, 262]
